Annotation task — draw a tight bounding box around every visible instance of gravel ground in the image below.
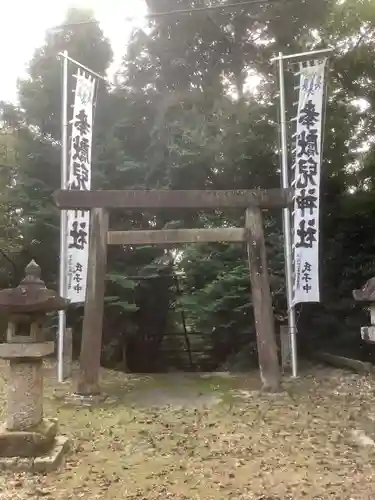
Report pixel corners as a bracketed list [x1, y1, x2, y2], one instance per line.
[0, 361, 375, 499]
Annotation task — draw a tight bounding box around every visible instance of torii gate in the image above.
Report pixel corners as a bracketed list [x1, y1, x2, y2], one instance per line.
[54, 187, 293, 393]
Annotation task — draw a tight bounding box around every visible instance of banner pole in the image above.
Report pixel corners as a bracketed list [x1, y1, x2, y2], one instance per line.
[278, 51, 298, 378]
[58, 50, 69, 383]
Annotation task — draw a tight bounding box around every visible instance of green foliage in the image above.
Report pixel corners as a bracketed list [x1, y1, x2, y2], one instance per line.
[179, 243, 250, 331]
[2, 0, 375, 368]
[105, 273, 139, 313]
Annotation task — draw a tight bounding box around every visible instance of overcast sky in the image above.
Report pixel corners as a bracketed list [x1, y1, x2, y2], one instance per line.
[0, 0, 148, 103]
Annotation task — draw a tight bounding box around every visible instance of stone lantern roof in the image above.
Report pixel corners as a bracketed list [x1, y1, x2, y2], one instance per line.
[353, 277, 375, 302]
[0, 260, 70, 314]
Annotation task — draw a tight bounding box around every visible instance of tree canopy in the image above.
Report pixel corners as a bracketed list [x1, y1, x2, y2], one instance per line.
[1, 0, 375, 369]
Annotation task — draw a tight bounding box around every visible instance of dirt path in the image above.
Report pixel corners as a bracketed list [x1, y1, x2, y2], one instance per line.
[1, 362, 375, 499]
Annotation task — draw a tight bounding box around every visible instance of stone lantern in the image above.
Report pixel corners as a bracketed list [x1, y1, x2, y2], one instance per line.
[353, 277, 375, 343]
[0, 260, 70, 472]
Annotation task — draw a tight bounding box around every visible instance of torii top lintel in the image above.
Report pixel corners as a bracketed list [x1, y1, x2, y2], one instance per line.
[53, 188, 293, 210]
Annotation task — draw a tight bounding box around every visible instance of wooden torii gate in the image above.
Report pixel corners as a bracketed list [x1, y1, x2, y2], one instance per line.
[54, 187, 292, 393]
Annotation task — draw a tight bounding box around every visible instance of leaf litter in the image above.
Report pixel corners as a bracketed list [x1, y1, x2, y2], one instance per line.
[0, 361, 375, 499]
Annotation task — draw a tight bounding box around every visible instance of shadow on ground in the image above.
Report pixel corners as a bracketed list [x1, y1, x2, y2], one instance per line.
[1, 361, 375, 499]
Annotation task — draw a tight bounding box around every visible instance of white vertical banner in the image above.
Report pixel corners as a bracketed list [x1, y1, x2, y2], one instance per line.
[66, 71, 96, 303]
[292, 59, 327, 305]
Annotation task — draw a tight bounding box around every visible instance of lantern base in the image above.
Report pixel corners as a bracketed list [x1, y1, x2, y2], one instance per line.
[0, 418, 57, 457]
[0, 434, 70, 473]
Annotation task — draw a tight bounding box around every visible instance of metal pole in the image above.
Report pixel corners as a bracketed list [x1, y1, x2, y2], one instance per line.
[278, 51, 298, 378]
[271, 47, 333, 63]
[58, 50, 69, 383]
[58, 52, 111, 85]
